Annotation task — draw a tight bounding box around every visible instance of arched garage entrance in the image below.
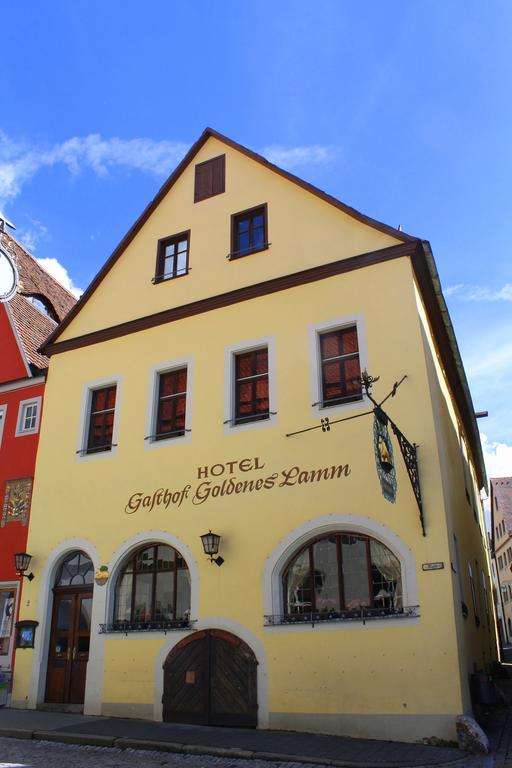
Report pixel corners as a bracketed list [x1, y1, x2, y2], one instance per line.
[163, 629, 258, 727]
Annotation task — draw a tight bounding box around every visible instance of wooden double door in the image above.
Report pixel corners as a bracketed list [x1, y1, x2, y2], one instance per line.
[163, 629, 258, 727]
[45, 588, 92, 705]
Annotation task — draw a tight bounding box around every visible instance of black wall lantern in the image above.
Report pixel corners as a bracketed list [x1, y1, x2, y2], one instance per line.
[200, 531, 224, 566]
[14, 552, 34, 581]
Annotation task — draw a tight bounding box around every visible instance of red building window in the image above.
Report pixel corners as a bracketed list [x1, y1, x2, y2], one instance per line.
[87, 386, 117, 453]
[234, 348, 269, 424]
[155, 368, 187, 440]
[320, 326, 362, 406]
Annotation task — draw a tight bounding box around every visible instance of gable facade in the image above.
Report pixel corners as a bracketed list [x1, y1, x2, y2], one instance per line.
[13, 132, 495, 741]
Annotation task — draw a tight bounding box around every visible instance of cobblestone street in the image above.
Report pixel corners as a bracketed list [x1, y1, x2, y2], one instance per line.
[0, 738, 320, 768]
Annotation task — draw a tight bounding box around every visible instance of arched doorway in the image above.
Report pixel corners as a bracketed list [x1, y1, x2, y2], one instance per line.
[44, 551, 94, 706]
[163, 629, 258, 727]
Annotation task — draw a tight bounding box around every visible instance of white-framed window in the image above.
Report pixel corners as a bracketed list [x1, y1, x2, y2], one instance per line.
[309, 314, 368, 420]
[0, 405, 6, 448]
[263, 515, 419, 632]
[0, 583, 18, 670]
[76, 376, 122, 462]
[224, 336, 277, 434]
[15, 396, 42, 436]
[145, 357, 193, 450]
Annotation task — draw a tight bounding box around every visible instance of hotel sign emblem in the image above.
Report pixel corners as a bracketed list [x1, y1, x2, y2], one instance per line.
[0, 247, 18, 303]
[373, 408, 397, 504]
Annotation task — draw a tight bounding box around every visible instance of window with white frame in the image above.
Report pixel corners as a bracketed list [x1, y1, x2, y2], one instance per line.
[145, 359, 193, 447]
[0, 405, 6, 448]
[77, 378, 121, 459]
[15, 397, 42, 436]
[309, 315, 367, 417]
[224, 338, 276, 431]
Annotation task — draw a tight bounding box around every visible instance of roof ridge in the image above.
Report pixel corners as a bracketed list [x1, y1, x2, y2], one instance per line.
[42, 126, 418, 350]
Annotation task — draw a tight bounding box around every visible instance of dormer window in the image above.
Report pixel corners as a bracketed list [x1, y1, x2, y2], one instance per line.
[154, 231, 190, 283]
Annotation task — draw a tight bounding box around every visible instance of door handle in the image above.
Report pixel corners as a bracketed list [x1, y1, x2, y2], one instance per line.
[72, 646, 77, 660]
[66, 647, 71, 661]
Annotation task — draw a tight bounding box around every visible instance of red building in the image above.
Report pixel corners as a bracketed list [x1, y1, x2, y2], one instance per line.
[0, 227, 75, 696]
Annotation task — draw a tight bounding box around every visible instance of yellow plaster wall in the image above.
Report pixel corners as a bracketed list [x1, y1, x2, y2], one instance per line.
[58, 136, 400, 340]
[14, 256, 467, 723]
[414, 284, 498, 712]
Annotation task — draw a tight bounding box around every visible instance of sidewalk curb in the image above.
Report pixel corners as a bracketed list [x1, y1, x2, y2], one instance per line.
[0, 727, 472, 768]
[33, 730, 117, 747]
[0, 727, 33, 740]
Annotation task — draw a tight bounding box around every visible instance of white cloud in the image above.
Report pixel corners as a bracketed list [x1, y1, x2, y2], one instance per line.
[0, 132, 190, 207]
[445, 283, 512, 302]
[0, 131, 341, 207]
[16, 218, 48, 253]
[479, 434, 512, 522]
[465, 342, 512, 380]
[260, 144, 340, 170]
[481, 434, 512, 480]
[35, 257, 83, 299]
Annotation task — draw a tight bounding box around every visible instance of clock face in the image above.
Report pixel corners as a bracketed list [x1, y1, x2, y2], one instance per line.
[0, 248, 17, 302]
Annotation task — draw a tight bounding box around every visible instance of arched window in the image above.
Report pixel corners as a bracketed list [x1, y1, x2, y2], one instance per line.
[283, 533, 402, 617]
[114, 544, 191, 629]
[55, 551, 94, 586]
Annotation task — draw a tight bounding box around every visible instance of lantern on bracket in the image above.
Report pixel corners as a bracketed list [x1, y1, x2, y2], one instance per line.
[14, 552, 34, 581]
[200, 531, 224, 566]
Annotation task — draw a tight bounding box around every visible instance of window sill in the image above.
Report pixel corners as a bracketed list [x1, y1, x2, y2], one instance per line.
[99, 620, 194, 635]
[227, 243, 270, 261]
[149, 431, 186, 442]
[232, 413, 271, 426]
[319, 394, 364, 409]
[224, 412, 276, 435]
[312, 394, 369, 421]
[76, 444, 117, 462]
[78, 445, 114, 456]
[152, 270, 190, 284]
[15, 429, 39, 437]
[265, 606, 419, 628]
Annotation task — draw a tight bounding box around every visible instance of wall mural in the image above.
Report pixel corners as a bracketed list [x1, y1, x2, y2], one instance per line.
[1, 478, 32, 527]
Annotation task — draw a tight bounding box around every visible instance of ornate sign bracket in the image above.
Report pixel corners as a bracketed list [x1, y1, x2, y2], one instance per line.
[361, 372, 425, 536]
[286, 372, 425, 536]
[388, 421, 425, 535]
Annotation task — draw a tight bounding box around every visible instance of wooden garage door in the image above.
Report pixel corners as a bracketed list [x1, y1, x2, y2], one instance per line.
[163, 629, 257, 727]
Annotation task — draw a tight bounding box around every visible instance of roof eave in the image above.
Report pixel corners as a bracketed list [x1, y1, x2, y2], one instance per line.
[420, 240, 487, 492]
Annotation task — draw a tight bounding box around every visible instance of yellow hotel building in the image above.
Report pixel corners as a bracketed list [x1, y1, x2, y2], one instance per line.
[12, 129, 496, 742]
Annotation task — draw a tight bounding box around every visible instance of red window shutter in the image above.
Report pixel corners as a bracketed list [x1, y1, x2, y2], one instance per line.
[194, 163, 212, 202]
[211, 154, 225, 195]
[194, 155, 225, 202]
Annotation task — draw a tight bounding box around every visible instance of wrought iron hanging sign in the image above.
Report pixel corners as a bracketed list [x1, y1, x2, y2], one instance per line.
[373, 407, 396, 503]
[286, 371, 425, 536]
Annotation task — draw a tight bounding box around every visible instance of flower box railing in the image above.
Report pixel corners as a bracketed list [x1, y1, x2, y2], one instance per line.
[99, 619, 194, 635]
[264, 605, 419, 628]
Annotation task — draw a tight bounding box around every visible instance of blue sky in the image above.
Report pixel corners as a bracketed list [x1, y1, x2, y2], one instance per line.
[2, 1, 511, 487]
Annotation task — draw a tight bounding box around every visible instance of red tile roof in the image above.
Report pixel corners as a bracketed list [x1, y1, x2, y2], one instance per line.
[1, 232, 76, 322]
[7, 294, 56, 370]
[1, 231, 77, 373]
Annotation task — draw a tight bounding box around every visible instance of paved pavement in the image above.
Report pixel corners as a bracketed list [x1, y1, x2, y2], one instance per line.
[0, 737, 333, 768]
[0, 706, 501, 768]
